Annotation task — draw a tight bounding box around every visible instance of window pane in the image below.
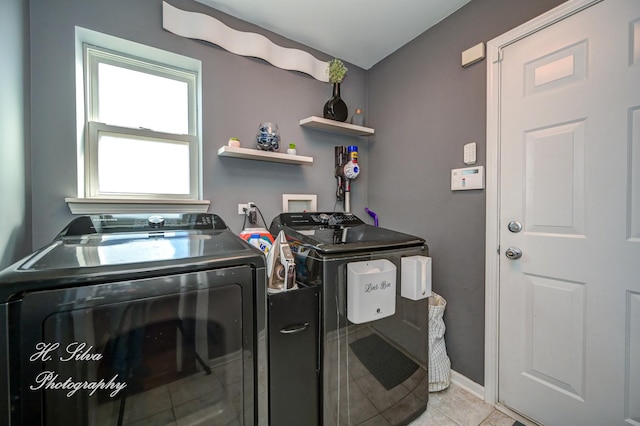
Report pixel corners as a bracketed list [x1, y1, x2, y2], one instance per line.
[98, 63, 189, 134]
[98, 134, 190, 195]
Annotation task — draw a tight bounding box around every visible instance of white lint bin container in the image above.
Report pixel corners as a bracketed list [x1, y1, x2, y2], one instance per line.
[347, 259, 396, 324]
[401, 255, 432, 300]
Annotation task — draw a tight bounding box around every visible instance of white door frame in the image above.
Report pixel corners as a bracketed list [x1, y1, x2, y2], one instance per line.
[483, 0, 602, 406]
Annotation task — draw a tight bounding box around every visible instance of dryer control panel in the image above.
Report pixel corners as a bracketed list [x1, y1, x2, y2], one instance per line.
[275, 212, 364, 228]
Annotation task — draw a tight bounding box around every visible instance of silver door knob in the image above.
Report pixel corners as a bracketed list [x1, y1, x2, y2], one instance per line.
[505, 247, 522, 260]
[507, 221, 523, 233]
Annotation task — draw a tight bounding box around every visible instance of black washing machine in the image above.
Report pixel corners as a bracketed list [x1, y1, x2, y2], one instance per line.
[0, 213, 267, 426]
[270, 212, 430, 426]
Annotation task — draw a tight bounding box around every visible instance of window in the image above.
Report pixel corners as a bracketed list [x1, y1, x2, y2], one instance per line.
[83, 43, 199, 200]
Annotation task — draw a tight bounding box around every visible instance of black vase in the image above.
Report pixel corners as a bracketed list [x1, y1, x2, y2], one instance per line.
[323, 83, 348, 122]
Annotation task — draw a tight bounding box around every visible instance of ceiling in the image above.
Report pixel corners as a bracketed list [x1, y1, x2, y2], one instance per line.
[193, 0, 472, 69]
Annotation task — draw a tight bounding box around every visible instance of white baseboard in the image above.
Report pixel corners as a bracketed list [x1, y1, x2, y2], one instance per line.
[450, 369, 485, 400]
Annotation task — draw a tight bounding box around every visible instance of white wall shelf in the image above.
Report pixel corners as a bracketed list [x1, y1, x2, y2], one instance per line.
[217, 145, 313, 165]
[299, 116, 375, 136]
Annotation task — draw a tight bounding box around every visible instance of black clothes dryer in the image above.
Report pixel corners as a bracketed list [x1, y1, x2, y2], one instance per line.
[0, 213, 267, 426]
[270, 212, 430, 426]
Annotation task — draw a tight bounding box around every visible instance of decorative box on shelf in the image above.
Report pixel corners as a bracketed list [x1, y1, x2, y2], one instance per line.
[299, 116, 374, 137]
[217, 145, 313, 165]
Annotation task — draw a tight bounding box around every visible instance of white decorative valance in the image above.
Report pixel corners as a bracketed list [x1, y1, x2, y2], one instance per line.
[162, 2, 330, 82]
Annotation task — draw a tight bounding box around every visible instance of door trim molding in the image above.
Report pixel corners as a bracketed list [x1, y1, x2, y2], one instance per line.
[483, 0, 602, 406]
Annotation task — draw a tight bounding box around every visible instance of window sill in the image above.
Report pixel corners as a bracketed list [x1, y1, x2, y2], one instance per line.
[65, 198, 211, 215]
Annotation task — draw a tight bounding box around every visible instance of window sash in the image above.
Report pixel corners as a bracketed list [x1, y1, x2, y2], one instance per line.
[85, 44, 197, 132]
[83, 44, 199, 200]
[86, 122, 198, 200]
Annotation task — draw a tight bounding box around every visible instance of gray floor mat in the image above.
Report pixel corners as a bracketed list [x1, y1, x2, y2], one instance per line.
[350, 333, 418, 390]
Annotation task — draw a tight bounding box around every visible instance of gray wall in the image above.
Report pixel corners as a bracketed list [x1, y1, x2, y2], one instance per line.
[29, 0, 369, 249]
[367, 0, 565, 384]
[22, 0, 568, 386]
[0, 0, 31, 269]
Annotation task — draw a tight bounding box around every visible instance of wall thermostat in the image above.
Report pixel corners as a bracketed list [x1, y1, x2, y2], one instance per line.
[451, 166, 484, 191]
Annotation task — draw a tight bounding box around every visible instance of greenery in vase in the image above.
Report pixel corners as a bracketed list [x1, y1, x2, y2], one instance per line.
[327, 58, 348, 84]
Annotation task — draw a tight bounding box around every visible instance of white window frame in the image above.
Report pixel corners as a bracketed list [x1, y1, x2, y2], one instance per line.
[83, 44, 199, 200]
[67, 28, 208, 214]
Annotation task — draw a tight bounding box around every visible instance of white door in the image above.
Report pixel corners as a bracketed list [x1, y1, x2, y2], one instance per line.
[497, 1, 640, 425]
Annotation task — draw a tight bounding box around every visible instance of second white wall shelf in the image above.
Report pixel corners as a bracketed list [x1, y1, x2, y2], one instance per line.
[217, 146, 313, 165]
[299, 116, 375, 136]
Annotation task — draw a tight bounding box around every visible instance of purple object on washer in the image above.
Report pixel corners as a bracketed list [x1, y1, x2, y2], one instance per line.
[364, 207, 378, 227]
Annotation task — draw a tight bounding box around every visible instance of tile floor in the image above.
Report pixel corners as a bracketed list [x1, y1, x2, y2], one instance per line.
[92, 343, 521, 426]
[98, 374, 521, 426]
[410, 383, 520, 426]
[94, 355, 244, 425]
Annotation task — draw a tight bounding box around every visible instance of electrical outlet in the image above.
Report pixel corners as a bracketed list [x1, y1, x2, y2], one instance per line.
[238, 203, 248, 214]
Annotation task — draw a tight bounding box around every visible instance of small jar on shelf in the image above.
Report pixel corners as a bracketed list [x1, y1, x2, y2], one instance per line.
[350, 109, 364, 126]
